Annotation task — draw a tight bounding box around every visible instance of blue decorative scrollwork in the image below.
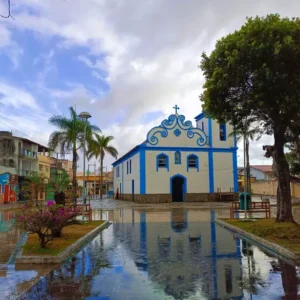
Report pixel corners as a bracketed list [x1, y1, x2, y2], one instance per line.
[187, 128, 207, 146]
[147, 127, 168, 145]
[177, 115, 193, 130]
[146, 113, 207, 146]
[161, 114, 177, 129]
[174, 129, 181, 137]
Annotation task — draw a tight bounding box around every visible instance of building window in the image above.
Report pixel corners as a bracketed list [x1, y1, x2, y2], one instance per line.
[127, 161, 129, 174]
[116, 166, 120, 177]
[39, 164, 43, 171]
[174, 151, 181, 164]
[187, 154, 199, 172]
[130, 159, 132, 174]
[219, 124, 226, 141]
[156, 153, 169, 171]
[202, 121, 204, 131]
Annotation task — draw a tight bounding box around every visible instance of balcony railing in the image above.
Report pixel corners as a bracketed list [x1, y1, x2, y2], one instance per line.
[18, 169, 38, 177]
[19, 148, 38, 159]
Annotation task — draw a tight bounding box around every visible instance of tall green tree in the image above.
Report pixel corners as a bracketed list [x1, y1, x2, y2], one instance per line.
[200, 14, 300, 222]
[48, 106, 100, 203]
[87, 134, 118, 199]
[229, 120, 262, 193]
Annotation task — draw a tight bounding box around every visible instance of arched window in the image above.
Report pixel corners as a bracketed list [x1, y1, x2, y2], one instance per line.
[187, 154, 199, 172]
[174, 151, 181, 164]
[156, 153, 169, 171]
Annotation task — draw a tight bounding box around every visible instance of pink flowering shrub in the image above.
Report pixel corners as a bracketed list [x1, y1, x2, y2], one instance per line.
[18, 203, 79, 248]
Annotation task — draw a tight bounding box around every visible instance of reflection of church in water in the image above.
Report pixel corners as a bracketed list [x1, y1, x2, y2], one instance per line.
[109, 208, 243, 300]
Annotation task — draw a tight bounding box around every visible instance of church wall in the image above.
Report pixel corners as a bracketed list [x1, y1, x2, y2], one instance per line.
[213, 152, 234, 193]
[114, 152, 140, 200]
[211, 120, 235, 148]
[145, 150, 209, 194]
[122, 152, 140, 195]
[196, 118, 209, 138]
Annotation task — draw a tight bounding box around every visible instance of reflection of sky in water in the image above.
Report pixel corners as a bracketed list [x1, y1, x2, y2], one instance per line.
[1, 208, 300, 299]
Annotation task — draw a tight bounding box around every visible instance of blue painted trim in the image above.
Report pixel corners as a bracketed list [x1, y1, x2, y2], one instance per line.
[208, 151, 214, 193]
[147, 146, 237, 152]
[233, 150, 238, 192]
[194, 112, 206, 121]
[186, 154, 199, 172]
[156, 153, 169, 172]
[130, 159, 132, 173]
[174, 151, 181, 164]
[170, 174, 187, 201]
[234, 133, 237, 148]
[112, 145, 237, 168]
[139, 212, 147, 271]
[126, 161, 128, 175]
[210, 210, 218, 300]
[140, 149, 146, 194]
[220, 124, 227, 141]
[122, 162, 124, 194]
[208, 118, 213, 148]
[201, 121, 204, 131]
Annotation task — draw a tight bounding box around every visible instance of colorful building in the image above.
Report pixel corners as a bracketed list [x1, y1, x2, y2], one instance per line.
[0, 173, 17, 204]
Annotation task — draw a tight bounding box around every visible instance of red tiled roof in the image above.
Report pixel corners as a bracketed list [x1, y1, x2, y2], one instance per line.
[251, 165, 273, 173]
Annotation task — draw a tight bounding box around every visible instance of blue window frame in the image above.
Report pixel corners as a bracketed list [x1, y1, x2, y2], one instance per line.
[156, 153, 169, 171]
[174, 151, 181, 164]
[187, 154, 199, 172]
[126, 161, 129, 174]
[130, 159, 132, 173]
[219, 124, 226, 141]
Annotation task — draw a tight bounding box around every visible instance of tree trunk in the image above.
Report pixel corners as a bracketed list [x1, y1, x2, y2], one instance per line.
[274, 128, 294, 222]
[38, 233, 47, 249]
[280, 260, 298, 300]
[246, 139, 251, 194]
[72, 147, 77, 205]
[100, 155, 103, 199]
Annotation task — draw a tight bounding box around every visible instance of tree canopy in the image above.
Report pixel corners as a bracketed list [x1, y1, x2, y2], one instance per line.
[201, 14, 300, 137]
[200, 14, 300, 222]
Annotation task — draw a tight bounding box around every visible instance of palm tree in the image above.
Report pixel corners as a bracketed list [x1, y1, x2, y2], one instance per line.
[229, 121, 262, 193]
[87, 134, 118, 199]
[48, 106, 100, 204]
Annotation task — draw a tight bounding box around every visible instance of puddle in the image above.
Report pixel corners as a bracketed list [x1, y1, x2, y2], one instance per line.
[0, 208, 299, 299]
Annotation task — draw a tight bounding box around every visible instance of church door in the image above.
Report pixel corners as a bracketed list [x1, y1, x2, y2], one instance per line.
[171, 176, 184, 202]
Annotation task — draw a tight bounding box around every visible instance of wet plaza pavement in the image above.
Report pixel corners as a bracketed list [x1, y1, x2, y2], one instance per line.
[0, 206, 298, 300]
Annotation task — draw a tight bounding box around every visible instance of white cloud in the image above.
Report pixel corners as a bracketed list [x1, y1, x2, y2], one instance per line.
[0, 82, 40, 110]
[1, 0, 299, 168]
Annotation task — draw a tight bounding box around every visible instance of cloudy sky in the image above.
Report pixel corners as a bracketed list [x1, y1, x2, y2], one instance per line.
[0, 0, 298, 170]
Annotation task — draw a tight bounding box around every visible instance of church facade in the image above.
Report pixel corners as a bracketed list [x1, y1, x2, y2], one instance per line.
[112, 106, 238, 203]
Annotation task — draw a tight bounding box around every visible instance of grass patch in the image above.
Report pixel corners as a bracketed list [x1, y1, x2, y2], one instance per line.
[224, 219, 300, 252]
[22, 220, 105, 256]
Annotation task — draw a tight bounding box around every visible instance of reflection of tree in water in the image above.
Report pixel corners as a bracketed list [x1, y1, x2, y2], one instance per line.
[21, 231, 112, 299]
[270, 260, 300, 300]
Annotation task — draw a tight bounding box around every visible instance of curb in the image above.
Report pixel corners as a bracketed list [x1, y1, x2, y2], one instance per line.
[215, 219, 300, 262]
[16, 221, 109, 264]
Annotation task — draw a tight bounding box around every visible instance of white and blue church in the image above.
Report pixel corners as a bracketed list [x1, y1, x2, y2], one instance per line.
[112, 106, 238, 203]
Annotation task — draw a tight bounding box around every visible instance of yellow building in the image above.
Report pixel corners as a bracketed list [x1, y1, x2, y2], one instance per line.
[38, 154, 51, 179]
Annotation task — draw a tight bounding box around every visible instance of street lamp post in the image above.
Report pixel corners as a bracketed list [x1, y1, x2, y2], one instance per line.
[78, 111, 91, 221]
[88, 162, 96, 199]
